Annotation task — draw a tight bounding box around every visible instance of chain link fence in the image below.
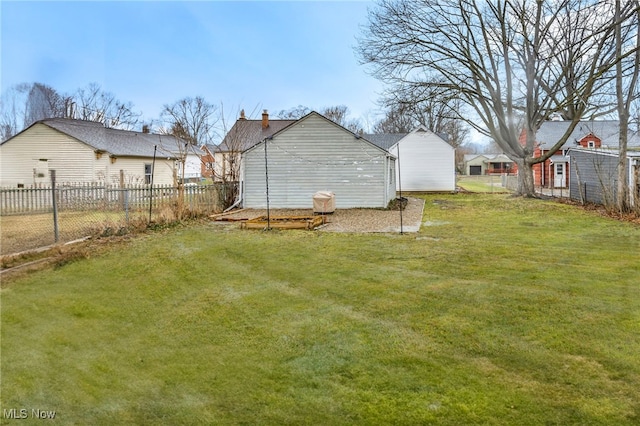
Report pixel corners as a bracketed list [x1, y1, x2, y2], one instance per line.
[1, 179, 236, 256]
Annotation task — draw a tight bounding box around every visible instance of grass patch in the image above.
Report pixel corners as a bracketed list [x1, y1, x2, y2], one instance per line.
[457, 175, 510, 193]
[2, 194, 639, 424]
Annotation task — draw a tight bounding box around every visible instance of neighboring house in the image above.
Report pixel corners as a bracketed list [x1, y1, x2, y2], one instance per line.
[367, 127, 456, 192]
[180, 145, 205, 183]
[568, 147, 640, 207]
[0, 118, 181, 187]
[241, 111, 396, 209]
[205, 110, 295, 182]
[525, 120, 640, 189]
[464, 153, 517, 176]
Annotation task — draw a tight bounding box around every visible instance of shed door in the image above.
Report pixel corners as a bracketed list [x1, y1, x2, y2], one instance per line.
[554, 163, 565, 188]
[470, 165, 482, 176]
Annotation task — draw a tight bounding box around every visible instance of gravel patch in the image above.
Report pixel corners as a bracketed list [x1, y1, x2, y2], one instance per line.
[213, 197, 425, 233]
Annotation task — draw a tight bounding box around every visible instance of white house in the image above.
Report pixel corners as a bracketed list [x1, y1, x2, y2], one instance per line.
[241, 111, 396, 209]
[0, 118, 180, 187]
[366, 127, 456, 192]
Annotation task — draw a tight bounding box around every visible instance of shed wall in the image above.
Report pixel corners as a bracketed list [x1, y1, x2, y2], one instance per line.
[569, 150, 620, 205]
[390, 131, 455, 191]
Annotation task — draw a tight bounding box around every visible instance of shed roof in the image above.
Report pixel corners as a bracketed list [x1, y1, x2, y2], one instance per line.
[363, 133, 407, 151]
[364, 128, 450, 152]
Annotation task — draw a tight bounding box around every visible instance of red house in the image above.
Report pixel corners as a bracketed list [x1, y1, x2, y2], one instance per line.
[523, 120, 625, 189]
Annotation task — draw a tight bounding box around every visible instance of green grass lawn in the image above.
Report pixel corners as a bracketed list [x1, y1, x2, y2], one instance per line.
[457, 175, 510, 192]
[2, 194, 639, 425]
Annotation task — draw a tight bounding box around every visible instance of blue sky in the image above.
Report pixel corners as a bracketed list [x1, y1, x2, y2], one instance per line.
[1, 0, 384, 133]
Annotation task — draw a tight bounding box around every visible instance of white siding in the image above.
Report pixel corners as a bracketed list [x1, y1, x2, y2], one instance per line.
[180, 153, 202, 181]
[108, 157, 175, 186]
[243, 114, 393, 208]
[0, 124, 95, 187]
[390, 129, 455, 192]
[0, 124, 176, 187]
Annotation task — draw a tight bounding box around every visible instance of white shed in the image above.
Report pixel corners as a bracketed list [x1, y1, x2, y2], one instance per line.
[241, 112, 396, 209]
[385, 127, 456, 192]
[0, 119, 180, 187]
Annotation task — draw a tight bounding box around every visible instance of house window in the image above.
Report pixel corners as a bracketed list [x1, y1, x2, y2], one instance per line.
[144, 163, 152, 184]
[587, 141, 595, 148]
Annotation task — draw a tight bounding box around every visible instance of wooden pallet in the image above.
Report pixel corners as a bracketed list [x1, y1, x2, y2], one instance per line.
[240, 215, 326, 230]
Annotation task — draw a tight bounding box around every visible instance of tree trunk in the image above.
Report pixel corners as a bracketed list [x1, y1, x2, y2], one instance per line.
[617, 118, 630, 213]
[516, 159, 537, 198]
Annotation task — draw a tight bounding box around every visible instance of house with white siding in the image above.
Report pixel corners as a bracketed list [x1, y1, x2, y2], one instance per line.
[367, 127, 455, 192]
[241, 111, 396, 209]
[0, 118, 182, 187]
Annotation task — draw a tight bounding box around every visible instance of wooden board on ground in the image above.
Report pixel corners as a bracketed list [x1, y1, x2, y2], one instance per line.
[240, 215, 325, 230]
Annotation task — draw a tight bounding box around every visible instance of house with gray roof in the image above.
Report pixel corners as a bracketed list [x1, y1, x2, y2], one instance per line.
[205, 110, 295, 182]
[464, 153, 516, 175]
[0, 118, 183, 187]
[530, 120, 640, 188]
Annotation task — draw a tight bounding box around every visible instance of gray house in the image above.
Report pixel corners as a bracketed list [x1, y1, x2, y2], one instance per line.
[568, 147, 640, 207]
[241, 111, 396, 209]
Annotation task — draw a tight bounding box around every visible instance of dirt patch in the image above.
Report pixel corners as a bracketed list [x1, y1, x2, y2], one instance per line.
[213, 197, 425, 233]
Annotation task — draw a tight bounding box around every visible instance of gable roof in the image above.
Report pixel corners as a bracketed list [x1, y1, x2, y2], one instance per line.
[216, 118, 296, 153]
[364, 127, 451, 152]
[363, 133, 407, 151]
[536, 120, 640, 150]
[244, 111, 395, 157]
[3, 118, 183, 158]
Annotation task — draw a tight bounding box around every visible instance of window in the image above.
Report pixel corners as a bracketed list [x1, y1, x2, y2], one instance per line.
[144, 163, 152, 184]
[556, 163, 563, 175]
[587, 141, 595, 148]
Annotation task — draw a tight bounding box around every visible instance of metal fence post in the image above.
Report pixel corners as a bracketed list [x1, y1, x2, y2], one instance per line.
[124, 189, 129, 225]
[51, 170, 59, 243]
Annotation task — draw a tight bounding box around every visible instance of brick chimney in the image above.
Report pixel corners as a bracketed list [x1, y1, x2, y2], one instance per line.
[239, 109, 246, 120]
[262, 109, 269, 129]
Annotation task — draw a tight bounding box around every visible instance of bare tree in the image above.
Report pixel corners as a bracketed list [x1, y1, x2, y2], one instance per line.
[0, 83, 30, 140]
[357, 0, 639, 197]
[275, 105, 311, 119]
[614, 0, 640, 213]
[321, 105, 363, 134]
[372, 105, 416, 133]
[375, 85, 470, 150]
[24, 83, 67, 127]
[74, 83, 141, 130]
[160, 96, 219, 146]
[210, 105, 264, 209]
[276, 104, 363, 133]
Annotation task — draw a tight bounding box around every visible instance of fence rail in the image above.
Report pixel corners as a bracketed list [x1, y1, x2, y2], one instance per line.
[0, 184, 226, 215]
[0, 182, 237, 256]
